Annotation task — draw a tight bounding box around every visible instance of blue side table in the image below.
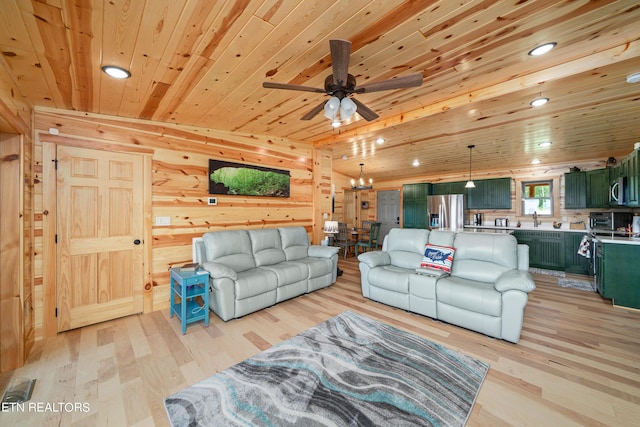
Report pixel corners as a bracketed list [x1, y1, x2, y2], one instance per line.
[170, 268, 210, 334]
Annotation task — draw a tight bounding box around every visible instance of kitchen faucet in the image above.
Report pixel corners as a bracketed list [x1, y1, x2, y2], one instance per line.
[533, 211, 541, 227]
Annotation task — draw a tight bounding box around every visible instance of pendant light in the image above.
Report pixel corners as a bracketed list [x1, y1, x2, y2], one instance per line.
[465, 144, 476, 189]
[351, 163, 373, 190]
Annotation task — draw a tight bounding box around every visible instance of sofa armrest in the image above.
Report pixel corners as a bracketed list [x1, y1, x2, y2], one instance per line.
[494, 269, 536, 293]
[200, 261, 238, 281]
[308, 245, 340, 258]
[357, 251, 391, 268]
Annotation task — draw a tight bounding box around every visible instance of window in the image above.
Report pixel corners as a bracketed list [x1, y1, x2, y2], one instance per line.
[522, 180, 553, 215]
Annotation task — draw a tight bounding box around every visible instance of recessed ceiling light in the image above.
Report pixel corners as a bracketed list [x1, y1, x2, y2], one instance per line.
[539, 141, 552, 147]
[528, 43, 556, 56]
[531, 159, 541, 165]
[376, 137, 385, 144]
[101, 65, 131, 79]
[626, 72, 640, 84]
[530, 97, 549, 107]
[341, 154, 348, 160]
[412, 159, 420, 167]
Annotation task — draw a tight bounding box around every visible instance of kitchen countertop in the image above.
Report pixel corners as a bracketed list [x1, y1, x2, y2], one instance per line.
[593, 234, 640, 245]
[463, 224, 589, 233]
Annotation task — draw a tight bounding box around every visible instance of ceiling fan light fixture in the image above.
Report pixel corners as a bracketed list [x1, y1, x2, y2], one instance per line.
[331, 119, 341, 128]
[340, 97, 357, 120]
[101, 65, 131, 79]
[324, 96, 340, 120]
[528, 42, 556, 56]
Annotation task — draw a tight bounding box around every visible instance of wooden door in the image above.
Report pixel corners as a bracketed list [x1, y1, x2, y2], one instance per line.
[376, 190, 400, 242]
[343, 190, 356, 228]
[56, 146, 144, 331]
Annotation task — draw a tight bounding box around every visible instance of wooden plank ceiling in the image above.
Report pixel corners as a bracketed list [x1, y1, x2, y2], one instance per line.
[1, 0, 639, 182]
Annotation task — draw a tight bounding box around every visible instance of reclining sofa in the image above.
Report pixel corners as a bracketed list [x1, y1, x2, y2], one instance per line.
[358, 228, 536, 343]
[194, 227, 339, 321]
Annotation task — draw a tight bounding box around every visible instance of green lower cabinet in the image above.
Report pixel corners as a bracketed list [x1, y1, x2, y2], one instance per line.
[513, 230, 565, 271]
[598, 242, 640, 309]
[564, 232, 591, 275]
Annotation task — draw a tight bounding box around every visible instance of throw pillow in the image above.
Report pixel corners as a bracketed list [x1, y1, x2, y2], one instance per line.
[421, 244, 456, 273]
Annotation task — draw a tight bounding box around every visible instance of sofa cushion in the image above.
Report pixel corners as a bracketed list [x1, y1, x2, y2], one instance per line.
[421, 244, 456, 273]
[278, 227, 310, 261]
[262, 261, 308, 285]
[368, 265, 410, 293]
[427, 230, 455, 247]
[293, 257, 333, 279]
[437, 276, 502, 317]
[249, 229, 286, 267]
[203, 230, 256, 272]
[384, 228, 430, 269]
[235, 268, 278, 299]
[452, 232, 518, 282]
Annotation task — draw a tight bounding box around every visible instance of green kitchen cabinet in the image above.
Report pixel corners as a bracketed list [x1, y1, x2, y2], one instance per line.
[564, 232, 591, 275]
[564, 172, 586, 209]
[431, 181, 466, 196]
[467, 177, 511, 209]
[596, 242, 640, 309]
[622, 149, 639, 207]
[586, 168, 611, 208]
[513, 230, 565, 271]
[402, 183, 430, 228]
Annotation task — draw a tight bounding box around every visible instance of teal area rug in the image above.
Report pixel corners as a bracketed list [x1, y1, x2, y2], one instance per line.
[164, 310, 489, 426]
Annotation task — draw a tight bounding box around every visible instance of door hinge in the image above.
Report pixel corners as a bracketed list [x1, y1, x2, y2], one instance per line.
[53, 158, 58, 170]
[55, 307, 58, 317]
[55, 234, 58, 243]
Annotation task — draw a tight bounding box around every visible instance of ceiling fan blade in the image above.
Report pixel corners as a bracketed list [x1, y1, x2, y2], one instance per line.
[330, 39, 351, 87]
[301, 101, 326, 120]
[263, 82, 326, 93]
[355, 73, 423, 93]
[351, 98, 379, 121]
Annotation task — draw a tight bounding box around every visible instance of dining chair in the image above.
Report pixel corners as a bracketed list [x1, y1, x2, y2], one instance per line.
[355, 222, 381, 256]
[336, 222, 356, 259]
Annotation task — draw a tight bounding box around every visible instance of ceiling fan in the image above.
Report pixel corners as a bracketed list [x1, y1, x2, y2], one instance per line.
[262, 39, 423, 122]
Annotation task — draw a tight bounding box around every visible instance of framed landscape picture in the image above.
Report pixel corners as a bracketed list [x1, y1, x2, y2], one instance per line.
[209, 159, 290, 197]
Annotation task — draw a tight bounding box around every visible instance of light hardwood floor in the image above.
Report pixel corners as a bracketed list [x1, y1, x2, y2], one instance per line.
[2, 258, 639, 426]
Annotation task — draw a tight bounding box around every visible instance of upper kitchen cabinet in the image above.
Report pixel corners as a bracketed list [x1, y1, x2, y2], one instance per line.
[564, 172, 587, 209]
[467, 178, 511, 209]
[431, 181, 466, 195]
[621, 149, 639, 207]
[585, 168, 611, 208]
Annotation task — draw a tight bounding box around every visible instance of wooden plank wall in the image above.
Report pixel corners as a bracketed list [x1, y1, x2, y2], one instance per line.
[0, 131, 33, 372]
[32, 108, 330, 340]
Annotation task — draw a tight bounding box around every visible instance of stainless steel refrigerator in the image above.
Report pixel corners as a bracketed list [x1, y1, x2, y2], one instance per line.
[427, 194, 467, 230]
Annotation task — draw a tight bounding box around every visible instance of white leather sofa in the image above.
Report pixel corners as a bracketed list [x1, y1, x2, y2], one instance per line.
[194, 227, 339, 321]
[358, 228, 536, 343]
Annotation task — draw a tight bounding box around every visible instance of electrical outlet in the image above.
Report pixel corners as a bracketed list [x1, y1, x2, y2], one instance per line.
[155, 216, 171, 226]
[208, 197, 217, 206]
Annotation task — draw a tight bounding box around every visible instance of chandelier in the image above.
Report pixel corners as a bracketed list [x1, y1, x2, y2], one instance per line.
[351, 163, 373, 190]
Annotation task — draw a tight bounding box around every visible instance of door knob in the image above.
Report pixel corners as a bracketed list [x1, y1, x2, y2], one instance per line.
[133, 239, 141, 245]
